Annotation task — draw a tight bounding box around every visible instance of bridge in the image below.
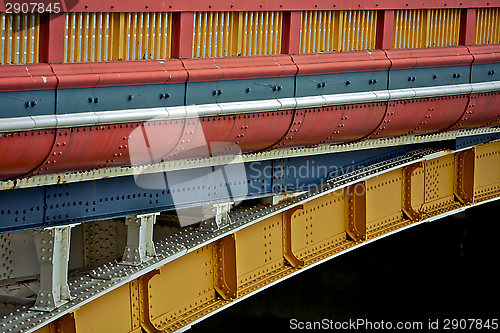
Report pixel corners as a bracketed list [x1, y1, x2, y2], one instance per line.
[0, 0, 499, 332]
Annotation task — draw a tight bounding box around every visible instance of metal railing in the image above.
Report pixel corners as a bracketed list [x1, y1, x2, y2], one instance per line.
[193, 11, 282, 58]
[0, 12, 39, 64]
[300, 10, 377, 53]
[65, 12, 172, 62]
[393, 9, 461, 49]
[0, 7, 499, 65]
[475, 7, 500, 44]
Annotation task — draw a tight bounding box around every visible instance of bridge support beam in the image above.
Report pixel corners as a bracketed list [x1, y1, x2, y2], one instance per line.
[460, 8, 476, 46]
[31, 225, 75, 311]
[281, 11, 302, 54]
[121, 213, 159, 265]
[171, 12, 194, 59]
[345, 182, 367, 242]
[454, 149, 475, 204]
[376, 9, 394, 50]
[38, 13, 65, 63]
[6, 141, 500, 331]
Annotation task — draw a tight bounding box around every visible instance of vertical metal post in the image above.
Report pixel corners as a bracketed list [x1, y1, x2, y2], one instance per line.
[282, 205, 305, 268]
[454, 149, 475, 204]
[345, 182, 367, 242]
[122, 213, 159, 265]
[281, 11, 302, 54]
[38, 12, 65, 63]
[31, 225, 75, 311]
[402, 162, 423, 221]
[199, 202, 233, 231]
[213, 235, 237, 300]
[376, 9, 394, 50]
[459, 8, 476, 46]
[171, 12, 194, 59]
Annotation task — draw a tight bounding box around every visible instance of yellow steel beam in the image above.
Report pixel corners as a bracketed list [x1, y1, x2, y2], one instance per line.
[213, 235, 237, 300]
[33, 140, 500, 333]
[402, 162, 424, 221]
[454, 149, 475, 204]
[283, 205, 305, 268]
[345, 182, 367, 241]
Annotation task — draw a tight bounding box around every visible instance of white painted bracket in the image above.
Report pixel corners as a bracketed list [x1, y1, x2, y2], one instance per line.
[199, 202, 233, 231]
[121, 212, 159, 265]
[31, 225, 76, 312]
[214, 202, 232, 227]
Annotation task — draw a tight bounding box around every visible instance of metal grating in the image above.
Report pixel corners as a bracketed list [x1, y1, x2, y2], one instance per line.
[341, 10, 377, 52]
[192, 11, 282, 58]
[65, 12, 171, 62]
[300, 10, 340, 53]
[300, 10, 377, 53]
[393, 9, 461, 49]
[0, 12, 39, 64]
[475, 7, 500, 45]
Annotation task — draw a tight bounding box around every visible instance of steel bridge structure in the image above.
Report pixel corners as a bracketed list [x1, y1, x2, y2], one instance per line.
[0, 0, 500, 332]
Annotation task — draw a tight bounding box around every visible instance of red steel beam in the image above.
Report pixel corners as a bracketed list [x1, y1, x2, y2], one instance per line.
[376, 9, 394, 50]
[38, 13, 65, 63]
[170, 12, 194, 59]
[460, 8, 476, 46]
[281, 11, 302, 55]
[1, 1, 498, 12]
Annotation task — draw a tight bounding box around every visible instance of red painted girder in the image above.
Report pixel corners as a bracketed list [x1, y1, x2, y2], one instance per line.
[292, 50, 389, 76]
[35, 121, 184, 175]
[273, 103, 387, 149]
[181, 58, 222, 82]
[215, 55, 297, 80]
[450, 93, 500, 130]
[369, 95, 469, 139]
[36, 126, 132, 175]
[3, 0, 492, 13]
[0, 130, 55, 180]
[0, 93, 494, 180]
[0, 64, 57, 92]
[50, 63, 99, 89]
[162, 118, 207, 160]
[1, 45, 489, 91]
[182, 56, 296, 83]
[200, 111, 295, 154]
[468, 44, 500, 65]
[129, 111, 294, 162]
[128, 120, 186, 164]
[386, 46, 473, 70]
[50, 60, 186, 89]
[91, 60, 182, 87]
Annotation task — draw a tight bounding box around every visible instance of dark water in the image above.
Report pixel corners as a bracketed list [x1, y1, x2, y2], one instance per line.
[190, 200, 500, 332]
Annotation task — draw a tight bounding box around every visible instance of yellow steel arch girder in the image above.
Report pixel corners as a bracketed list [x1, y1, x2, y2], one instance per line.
[35, 140, 500, 333]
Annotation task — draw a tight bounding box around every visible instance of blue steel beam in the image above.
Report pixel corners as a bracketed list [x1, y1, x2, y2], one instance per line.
[0, 143, 443, 233]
